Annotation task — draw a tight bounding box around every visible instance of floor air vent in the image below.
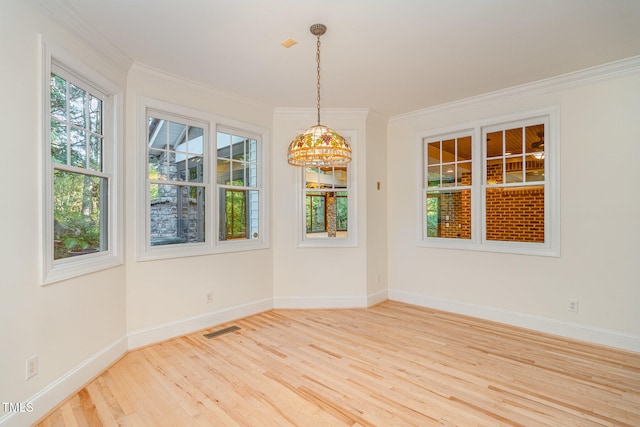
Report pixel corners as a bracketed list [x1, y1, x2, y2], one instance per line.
[204, 325, 241, 339]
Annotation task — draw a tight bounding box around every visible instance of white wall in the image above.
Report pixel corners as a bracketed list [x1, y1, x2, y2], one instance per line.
[0, 2, 127, 425]
[387, 63, 640, 350]
[125, 65, 275, 346]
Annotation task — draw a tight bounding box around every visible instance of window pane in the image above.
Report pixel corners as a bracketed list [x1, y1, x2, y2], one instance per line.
[150, 184, 205, 246]
[486, 158, 503, 185]
[457, 136, 472, 161]
[232, 136, 245, 161]
[442, 165, 455, 187]
[306, 193, 326, 235]
[425, 190, 471, 239]
[505, 127, 523, 155]
[486, 186, 545, 242]
[217, 131, 231, 153]
[51, 121, 67, 164]
[219, 189, 259, 240]
[53, 170, 106, 259]
[333, 167, 347, 189]
[427, 141, 440, 165]
[526, 155, 545, 182]
[505, 158, 523, 183]
[486, 131, 503, 157]
[231, 161, 244, 186]
[148, 149, 165, 180]
[441, 139, 455, 163]
[427, 165, 440, 187]
[246, 139, 258, 162]
[319, 167, 334, 189]
[525, 124, 545, 155]
[50, 74, 67, 121]
[187, 126, 204, 155]
[306, 167, 319, 188]
[89, 95, 102, 134]
[246, 163, 258, 187]
[70, 127, 87, 168]
[89, 135, 102, 171]
[188, 156, 204, 183]
[68, 83, 86, 127]
[217, 159, 230, 184]
[457, 161, 472, 186]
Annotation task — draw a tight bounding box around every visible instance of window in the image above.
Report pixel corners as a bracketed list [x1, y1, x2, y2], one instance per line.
[147, 114, 206, 247]
[44, 50, 122, 284]
[420, 111, 559, 256]
[140, 99, 267, 259]
[216, 130, 260, 242]
[298, 132, 356, 247]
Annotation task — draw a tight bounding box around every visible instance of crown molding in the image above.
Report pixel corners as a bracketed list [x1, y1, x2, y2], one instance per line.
[390, 55, 640, 124]
[33, 0, 132, 73]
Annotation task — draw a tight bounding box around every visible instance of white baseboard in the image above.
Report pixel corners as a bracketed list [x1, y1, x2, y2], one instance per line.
[274, 295, 369, 309]
[127, 298, 273, 350]
[0, 336, 128, 427]
[367, 289, 388, 307]
[388, 289, 640, 353]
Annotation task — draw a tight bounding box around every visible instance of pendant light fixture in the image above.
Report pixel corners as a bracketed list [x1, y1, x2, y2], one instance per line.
[287, 24, 352, 167]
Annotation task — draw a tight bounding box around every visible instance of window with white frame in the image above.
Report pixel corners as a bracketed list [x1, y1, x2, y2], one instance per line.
[298, 133, 356, 246]
[140, 100, 267, 259]
[44, 55, 122, 284]
[421, 111, 558, 256]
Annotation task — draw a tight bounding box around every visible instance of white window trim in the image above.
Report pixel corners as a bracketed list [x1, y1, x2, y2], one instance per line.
[296, 130, 358, 248]
[136, 97, 269, 261]
[42, 37, 124, 285]
[417, 107, 560, 257]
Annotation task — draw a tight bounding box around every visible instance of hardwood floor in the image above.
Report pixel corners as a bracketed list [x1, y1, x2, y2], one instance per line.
[36, 301, 640, 426]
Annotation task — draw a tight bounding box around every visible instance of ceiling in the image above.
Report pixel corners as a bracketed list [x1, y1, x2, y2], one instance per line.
[51, 0, 640, 117]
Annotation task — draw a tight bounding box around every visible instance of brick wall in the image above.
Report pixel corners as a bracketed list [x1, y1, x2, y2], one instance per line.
[436, 191, 472, 239]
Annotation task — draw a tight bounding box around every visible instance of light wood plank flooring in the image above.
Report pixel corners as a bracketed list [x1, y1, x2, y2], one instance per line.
[36, 301, 640, 426]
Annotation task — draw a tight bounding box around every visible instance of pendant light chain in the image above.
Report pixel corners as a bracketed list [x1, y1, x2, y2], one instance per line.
[316, 33, 322, 125]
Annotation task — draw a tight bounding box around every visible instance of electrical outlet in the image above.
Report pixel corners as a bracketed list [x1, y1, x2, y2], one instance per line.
[205, 292, 213, 304]
[568, 298, 579, 312]
[26, 355, 38, 380]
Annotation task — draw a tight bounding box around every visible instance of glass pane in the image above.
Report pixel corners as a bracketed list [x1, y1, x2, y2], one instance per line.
[246, 163, 258, 187]
[89, 135, 102, 171]
[70, 127, 87, 168]
[232, 136, 245, 161]
[168, 151, 182, 181]
[51, 121, 67, 164]
[427, 165, 440, 188]
[231, 161, 244, 186]
[149, 118, 169, 150]
[187, 126, 204, 155]
[333, 167, 347, 189]
[217, 131, 230, 153]
[150, 184, 205, 246]
[442, 165, 455, 187]
[247, 190, 260, 239]
[220, 189, 247, 240]
[425, 190, 471, 239]
[217, 159, 230, 184]
[486, 131, 503, 158]
[188, 156, 204, 183]
[50, 74, 67, 121]
[505, 157, 523, 183]
[319, 167, 334, 189]
[168, 122, 186, 151]
[305, 167, 319, 188]
[457, 136, 472, 161]
[526, 124, 545, 155]
[486, 186, 545, 242]
[305, 193, 326, 236]
[441, 139, 455, 163]
[427, 141, 440, 165]
[525, 154, 545, 182]
[53, 170, 106, 259]
[89, 95, 102, 134]
[457, 161, 472, 186]
[68, 83, 86, 127]
[336, 194, 348, 231]
[505, 127, 523, 155]
[246, 139, 258, 162]
[149, 149, 165, 180]
[486, 158, 503, 185]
